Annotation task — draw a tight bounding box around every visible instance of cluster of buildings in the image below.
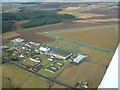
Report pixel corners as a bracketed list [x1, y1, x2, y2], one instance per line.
[2, 38, 88, 73]
[45, 61, 64, 73]
[39, 45, 88, 64]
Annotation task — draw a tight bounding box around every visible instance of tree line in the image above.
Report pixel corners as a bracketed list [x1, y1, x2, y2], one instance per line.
[2, 10, 75, 33]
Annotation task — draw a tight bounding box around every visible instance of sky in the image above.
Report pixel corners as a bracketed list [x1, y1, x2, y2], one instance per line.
[1, 0, 120, 2]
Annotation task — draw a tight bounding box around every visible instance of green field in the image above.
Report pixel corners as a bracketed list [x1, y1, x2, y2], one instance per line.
[20, 75, 48, 88]
[54, 25, 118, 51]
[47, 39, 80, 53]
[2, 63, 49, 88]
[56, 62, 106, 88]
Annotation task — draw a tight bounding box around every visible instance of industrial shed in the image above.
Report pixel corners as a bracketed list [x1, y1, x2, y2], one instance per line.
[73, 55, 87, 63]
[49, 49, 73, 60]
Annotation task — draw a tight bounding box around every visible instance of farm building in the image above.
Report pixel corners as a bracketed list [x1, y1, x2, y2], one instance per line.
[73, 55, 87, 63]
[49, 49, 73, 60]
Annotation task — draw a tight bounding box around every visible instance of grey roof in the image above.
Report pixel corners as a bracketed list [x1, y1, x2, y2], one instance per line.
[50, 49, 72, 58]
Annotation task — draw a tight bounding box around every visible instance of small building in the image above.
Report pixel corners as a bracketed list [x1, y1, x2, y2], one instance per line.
[19, 54, 24, 58]
[11, 38, 25, 43]
[0, 46, 8, 51]
[73, 55, 87, 63]
[78, 82, 88, 88]
[48, 58, 54, 61]
[35, 49, 40, 54]
[29, 42, 36, 45]
[49, 49, 72, 60]
[39, 46, 50, 53]
[29, 58, 41, 63]
[45, 66, 58, 73]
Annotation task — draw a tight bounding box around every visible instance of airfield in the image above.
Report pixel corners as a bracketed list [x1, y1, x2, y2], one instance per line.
[1, 2, 119, 88]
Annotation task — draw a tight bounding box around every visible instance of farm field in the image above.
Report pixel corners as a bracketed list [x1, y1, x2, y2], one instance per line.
[58, 6, 118, 24]
[2, 2, 119, 88]
[2, 77, 12, 88]
[56, 62, 106, 88]
[58, 6, 95, 18]
[1, 63, 49, 88]
[20, 75, 48, 88]
[2, 32, 20, 40]
[47, 39, 113, 65]
[17, 31, 55, 43]
[79, 46, 113, 65]
[2, 63, 32, 88]
[55, 26, 118, 51]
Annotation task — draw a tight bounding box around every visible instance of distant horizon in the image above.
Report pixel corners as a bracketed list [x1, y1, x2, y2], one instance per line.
[1, 0, 119, 3]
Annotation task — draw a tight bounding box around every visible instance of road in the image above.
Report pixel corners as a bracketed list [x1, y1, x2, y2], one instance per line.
[5, 60, 77, 89]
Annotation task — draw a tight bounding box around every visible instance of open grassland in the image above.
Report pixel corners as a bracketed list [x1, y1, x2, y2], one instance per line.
[55, 26, 118, 51]
[56, 62, 106, 88]
[47, 39, 112, 65]
[20, 75, 48, 88]
[80, 46, 113, 65]
[3, 32, 20, 40]
[2, 77, 12, 88]
[47, 39, 80, 53]
[2, 63, 32, 88]
[2, 63, 48, 88]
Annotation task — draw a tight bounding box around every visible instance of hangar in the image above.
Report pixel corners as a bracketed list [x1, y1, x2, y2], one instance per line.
[49, 49, 73, 60]
[73, 55, 87, 63]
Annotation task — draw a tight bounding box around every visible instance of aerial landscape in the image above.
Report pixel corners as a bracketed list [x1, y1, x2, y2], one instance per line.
[1, 1, 119, 89]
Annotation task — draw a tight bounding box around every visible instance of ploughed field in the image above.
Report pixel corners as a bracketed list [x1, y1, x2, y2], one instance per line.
[17, 31, 55, 43]
[2, 31, 55, 44]
[55, 26, 118, 51]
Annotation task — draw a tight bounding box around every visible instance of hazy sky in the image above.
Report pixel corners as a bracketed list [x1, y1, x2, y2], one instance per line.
[2, 0, 120, 2]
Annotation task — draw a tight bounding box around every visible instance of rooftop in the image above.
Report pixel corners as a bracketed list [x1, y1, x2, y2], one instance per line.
[50, 49, 72, 58]
[73, 55, 86, 63]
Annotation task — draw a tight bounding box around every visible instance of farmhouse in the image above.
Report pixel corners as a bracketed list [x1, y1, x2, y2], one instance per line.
[49, 49, 72, 60]
[73, 55, 87, 63]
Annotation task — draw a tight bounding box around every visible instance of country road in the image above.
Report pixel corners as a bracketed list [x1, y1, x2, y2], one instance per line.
[5, 60, 77, 89]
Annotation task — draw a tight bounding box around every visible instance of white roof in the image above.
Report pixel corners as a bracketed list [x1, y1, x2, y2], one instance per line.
[29, 58, 40, 63]
[19, 54, 24, 58]
[73, 55, 86, 63]
[98, 46, 118, 88]
[39, 47, 50, 52]
[48, 58, 53, 61]
[11, 38, 24, 43]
